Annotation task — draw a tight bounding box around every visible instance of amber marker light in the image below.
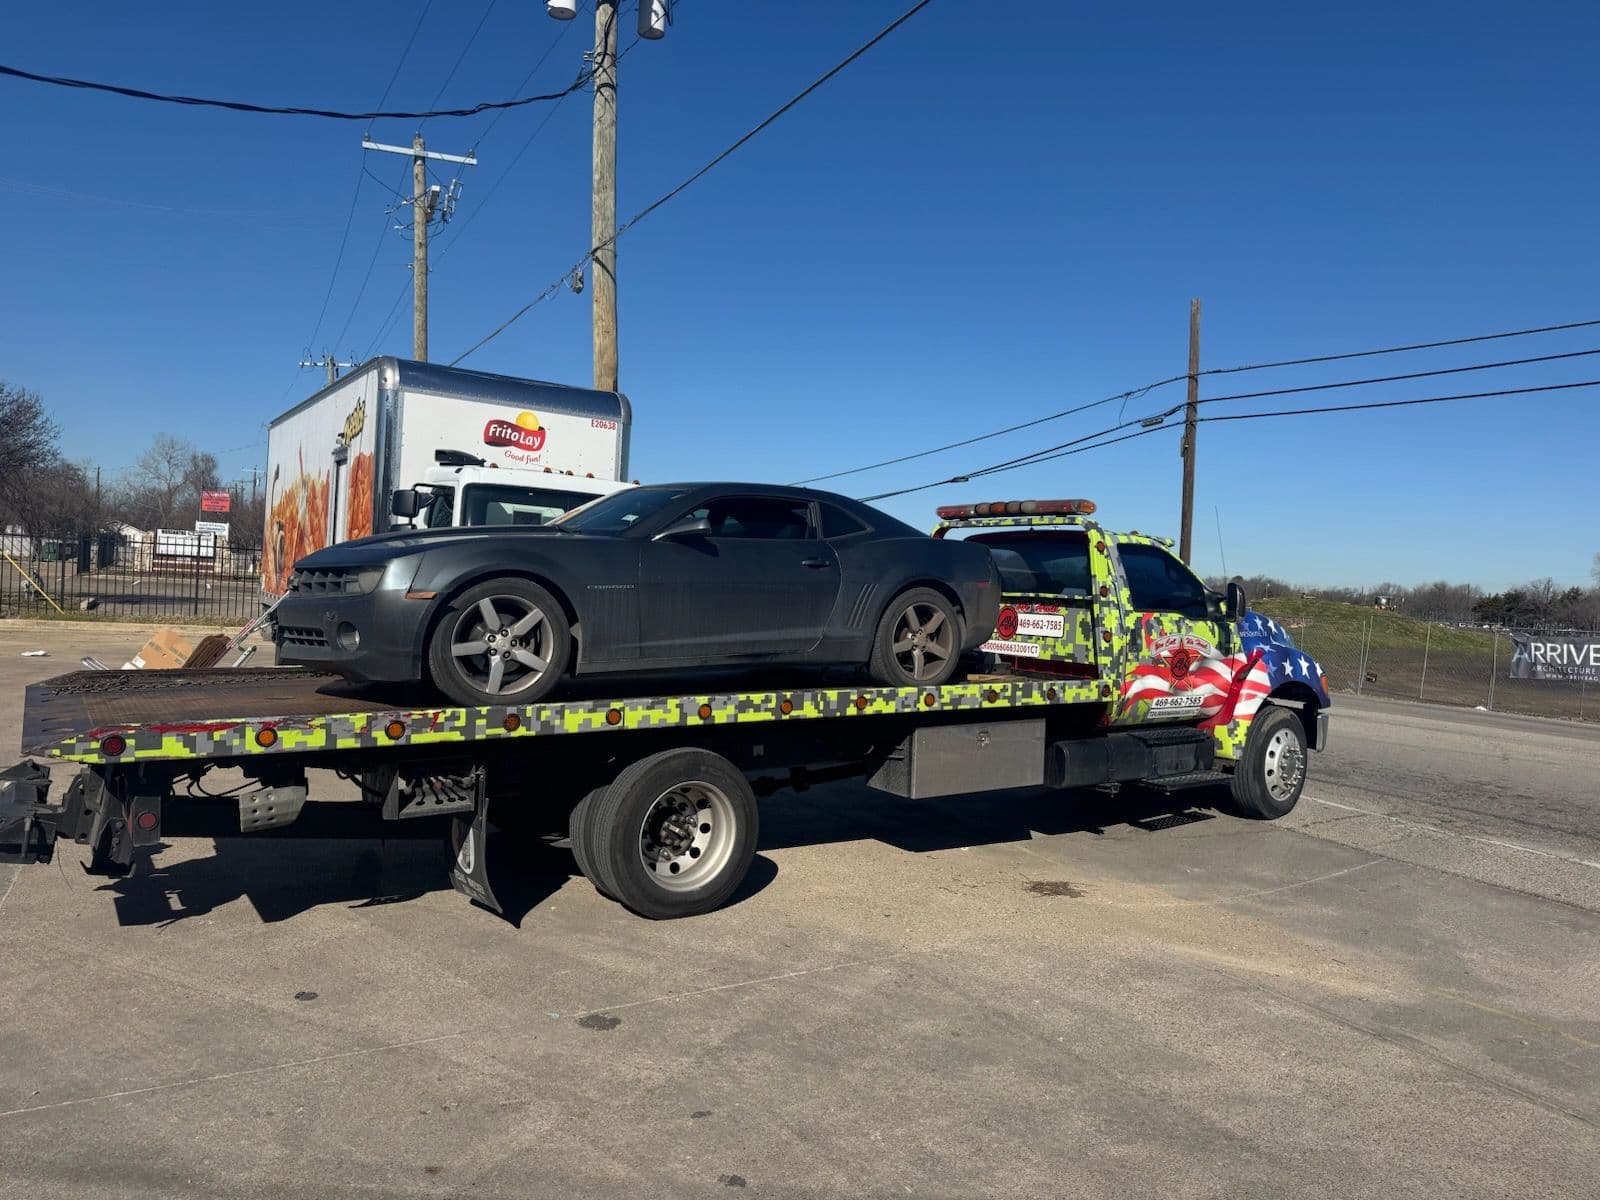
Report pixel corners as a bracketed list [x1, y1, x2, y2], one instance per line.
[502, 714, 522, 732]
[606, 708, 623, 726]
[255, 727, 278, 748]
[384, 721, 407, 740]
[922, 692, 937, 708]
[697, 703, 714, 720]
[779, 698, 794, 715]
[853, 695, 868, 711]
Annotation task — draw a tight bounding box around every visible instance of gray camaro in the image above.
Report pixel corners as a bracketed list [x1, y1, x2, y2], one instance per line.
[274, 482, 1001, 705]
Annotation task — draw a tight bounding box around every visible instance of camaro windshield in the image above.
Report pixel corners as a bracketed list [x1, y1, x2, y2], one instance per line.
[550, 486, 692, 535]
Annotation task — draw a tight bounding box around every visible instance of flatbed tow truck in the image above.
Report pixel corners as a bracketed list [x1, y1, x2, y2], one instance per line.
[0, 500, 1330, 920]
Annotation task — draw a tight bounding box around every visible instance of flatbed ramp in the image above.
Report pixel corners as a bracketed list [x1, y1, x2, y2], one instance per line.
[24, 668, 1103, 765]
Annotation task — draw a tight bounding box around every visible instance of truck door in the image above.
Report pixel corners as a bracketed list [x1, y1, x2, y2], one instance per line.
[1110, 540, 1237, 725]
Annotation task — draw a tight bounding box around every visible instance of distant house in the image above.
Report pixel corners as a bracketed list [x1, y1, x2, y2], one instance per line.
[1374, 594, 1393, 609]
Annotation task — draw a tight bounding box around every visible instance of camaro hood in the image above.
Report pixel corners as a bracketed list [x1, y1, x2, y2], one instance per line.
[294, 525, 603, 567]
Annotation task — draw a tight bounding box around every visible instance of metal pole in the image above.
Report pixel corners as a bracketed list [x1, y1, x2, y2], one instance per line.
[1178, 298, 1201, 563]
[592, 0, 620, 393]
[1419, 622, 1430, 700]
[1355, 614, 1370, 695]
[1488, 631, 1497, 711]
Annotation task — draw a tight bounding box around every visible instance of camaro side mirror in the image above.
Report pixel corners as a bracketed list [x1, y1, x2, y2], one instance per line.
[1226, 577, 1247, 623]
[390, 489, 422, 520]
[653, 515, 712, 541]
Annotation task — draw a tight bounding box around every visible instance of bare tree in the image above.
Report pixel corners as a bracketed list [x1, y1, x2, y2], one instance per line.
[0, 381, 60, 522]
[114, 435, 221, 531]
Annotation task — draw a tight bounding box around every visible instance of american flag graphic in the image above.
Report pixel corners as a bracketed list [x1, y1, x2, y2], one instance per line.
[1119, 612, 1326, 728]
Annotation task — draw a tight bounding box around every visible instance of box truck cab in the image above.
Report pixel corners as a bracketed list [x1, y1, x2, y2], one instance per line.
[391, 450, 634, 530]
[263, 358, 631, 596]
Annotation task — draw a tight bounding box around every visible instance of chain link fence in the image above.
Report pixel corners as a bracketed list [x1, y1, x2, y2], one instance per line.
[0, 527, 264, 624]
[1255, 600, 1597, 723]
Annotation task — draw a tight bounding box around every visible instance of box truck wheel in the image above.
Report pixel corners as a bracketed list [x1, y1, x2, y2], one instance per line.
[427, 578, 571, 706]
[590, 748, 758, 920]
[1228, 705, 1307, 819]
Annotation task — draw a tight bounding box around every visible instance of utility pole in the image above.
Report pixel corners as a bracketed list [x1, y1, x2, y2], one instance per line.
[591, 0, 619, 393]
[1178, 297, 1201, 564]
[548, 0, 670, 393]
[299, 355, 357, 386]
[363, 136, 477, 361]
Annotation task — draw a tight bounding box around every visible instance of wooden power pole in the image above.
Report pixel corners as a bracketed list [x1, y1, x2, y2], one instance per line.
[1178, 297, 1201, 564]
[363, 136, 477, 362]
[591, 0, 620, 393]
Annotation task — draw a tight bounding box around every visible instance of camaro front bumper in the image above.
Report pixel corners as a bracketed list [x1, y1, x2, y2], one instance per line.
[273, 587, 427, 683]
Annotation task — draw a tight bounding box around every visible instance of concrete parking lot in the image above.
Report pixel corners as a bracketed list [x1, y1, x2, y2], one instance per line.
[1, 619, 1596, 1199]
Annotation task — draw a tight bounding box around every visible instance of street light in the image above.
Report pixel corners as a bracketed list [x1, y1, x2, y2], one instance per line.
[546, 0, 577, 19]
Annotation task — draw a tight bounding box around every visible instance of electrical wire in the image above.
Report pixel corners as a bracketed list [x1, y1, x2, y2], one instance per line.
[450, 0, 937, 365]
[860, 378, 1600, 502]
[374, 0, 438, 113]
[473, 12, 578, 145]
[422, 0, 501, 122]
[0, 58, 599, 121]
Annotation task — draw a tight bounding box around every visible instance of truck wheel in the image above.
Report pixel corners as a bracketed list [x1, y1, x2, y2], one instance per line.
[568, 786, 618, 900]
[590, 748, 758, 920]
[427, 578, 571, 706]
[868, 588, 962, 688]
[1228, 705, 1307, 819]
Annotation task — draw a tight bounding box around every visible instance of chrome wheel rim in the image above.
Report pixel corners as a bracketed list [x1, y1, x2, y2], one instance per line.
[637, 781, 736, 892]
[1262, 727, 1305, 802]
[449, 595, 553, 697]
[891, 602, 955, 681]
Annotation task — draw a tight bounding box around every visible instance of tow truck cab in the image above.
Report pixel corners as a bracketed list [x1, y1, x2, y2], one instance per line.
[934, 498, 1330, 768]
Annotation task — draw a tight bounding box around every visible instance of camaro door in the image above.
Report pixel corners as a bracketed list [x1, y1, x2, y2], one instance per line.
[637, 496, 841, 659]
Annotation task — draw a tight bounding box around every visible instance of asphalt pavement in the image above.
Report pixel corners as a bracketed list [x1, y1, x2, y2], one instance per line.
[0, 621, 1595, 1199]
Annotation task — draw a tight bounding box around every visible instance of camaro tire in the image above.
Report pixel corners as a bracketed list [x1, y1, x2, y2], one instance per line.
[426, 578, 572, 706]
[1228, 705, 1308, 819]
[868, 587, 963, 688]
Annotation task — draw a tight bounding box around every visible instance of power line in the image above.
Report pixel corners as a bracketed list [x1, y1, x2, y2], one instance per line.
[422, 0, 501, 123]
[860, 378, 1600, 502]
[375, 0, 438, 113]
[1198, 316, 1600, 377]
[450, 0, 937, 365]
[809, 319, 1600, 485]
[0, 58, 599, 121]
[473, 14, 578, 146]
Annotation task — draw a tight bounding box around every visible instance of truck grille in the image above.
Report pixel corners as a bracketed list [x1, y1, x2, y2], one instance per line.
[289, 568, 365, 595]
[277, 625, 329, 649]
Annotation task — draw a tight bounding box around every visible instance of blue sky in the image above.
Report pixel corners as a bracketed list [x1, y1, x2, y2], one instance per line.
[3, 1, 1597, 589]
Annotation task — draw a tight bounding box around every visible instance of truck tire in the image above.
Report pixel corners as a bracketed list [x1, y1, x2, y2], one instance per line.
[427, 578, 571, 706]
[868, 587, 963, 688]
[1228, 705, 1308, 819]
[590, 748, 758, 920]
[568, 785, 618, 900]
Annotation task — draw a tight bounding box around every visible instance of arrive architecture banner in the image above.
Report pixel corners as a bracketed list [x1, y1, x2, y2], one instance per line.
[1508, 635, 1600, 683]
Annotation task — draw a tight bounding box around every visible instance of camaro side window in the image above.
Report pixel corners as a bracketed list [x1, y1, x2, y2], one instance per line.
[1119, 543, 1209, 619]
[819, 503, 869, 539]
[702, 498, 812, 540]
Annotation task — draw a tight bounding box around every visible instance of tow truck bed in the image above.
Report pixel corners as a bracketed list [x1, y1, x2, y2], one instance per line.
[24, 668, 1102, 766]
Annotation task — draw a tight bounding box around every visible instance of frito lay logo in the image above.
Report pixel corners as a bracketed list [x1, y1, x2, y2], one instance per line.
[484, 411, 546, 452]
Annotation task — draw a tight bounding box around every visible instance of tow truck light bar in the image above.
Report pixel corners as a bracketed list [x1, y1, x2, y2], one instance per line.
[935, 499, 1097, 519]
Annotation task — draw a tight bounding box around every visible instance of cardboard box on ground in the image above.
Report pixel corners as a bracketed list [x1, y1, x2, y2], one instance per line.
[125, 629, 231, 670]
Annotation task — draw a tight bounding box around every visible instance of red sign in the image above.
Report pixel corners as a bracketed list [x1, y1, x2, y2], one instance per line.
[200, 490, 232, 514]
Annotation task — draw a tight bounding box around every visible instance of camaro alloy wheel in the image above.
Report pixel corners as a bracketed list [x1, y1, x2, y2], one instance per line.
[869, 587, 962, 687]
[428, 578, 572, 705]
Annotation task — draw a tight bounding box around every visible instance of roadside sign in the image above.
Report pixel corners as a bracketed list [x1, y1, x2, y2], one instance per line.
[200, 490, 232, 514]
[194, 520, 230, 538]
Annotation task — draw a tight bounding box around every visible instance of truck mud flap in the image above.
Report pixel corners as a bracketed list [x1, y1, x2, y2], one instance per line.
[447, 768, 501, 916]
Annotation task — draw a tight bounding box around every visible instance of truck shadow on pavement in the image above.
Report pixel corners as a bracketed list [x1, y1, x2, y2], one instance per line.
[758, 780, 1223, 855]
[92, 782, 1212, 928]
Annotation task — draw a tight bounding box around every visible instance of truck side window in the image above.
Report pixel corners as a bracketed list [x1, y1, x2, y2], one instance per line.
[1118, 543, 1209, 619]
[967, 531, 1090, 597]
[423, 487, 456, 528]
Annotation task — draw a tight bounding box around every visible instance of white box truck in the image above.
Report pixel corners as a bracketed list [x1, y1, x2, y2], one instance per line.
[263, 358, 632, 596]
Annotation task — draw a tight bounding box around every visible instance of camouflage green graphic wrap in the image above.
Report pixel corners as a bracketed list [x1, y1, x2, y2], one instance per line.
[47, 677, 1105, 766]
